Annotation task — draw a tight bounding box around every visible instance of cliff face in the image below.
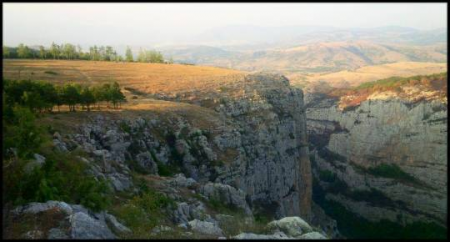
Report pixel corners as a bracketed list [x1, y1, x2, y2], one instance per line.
[52, 73, 312, 220]
[305, 92, 447, 227]
[213, 74, 312, 219]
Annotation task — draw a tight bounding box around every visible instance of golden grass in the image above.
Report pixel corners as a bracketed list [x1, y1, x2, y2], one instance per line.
[288, 62, 447, 89]
[3, 59, 246, 95]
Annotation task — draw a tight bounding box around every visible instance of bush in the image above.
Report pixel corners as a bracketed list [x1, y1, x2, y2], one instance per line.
[3, 150, 112, 212]
[111, 183, 175, 238]
[367, 163, 417, 183]
[3, 105, 44, 159]
[319, 170, 336, 183]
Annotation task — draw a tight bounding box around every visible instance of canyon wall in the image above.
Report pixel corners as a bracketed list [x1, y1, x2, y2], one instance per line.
[305, 92, 447, 228]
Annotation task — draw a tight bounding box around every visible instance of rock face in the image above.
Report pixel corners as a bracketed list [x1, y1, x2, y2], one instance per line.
[213, 74, 312, 219]
[59, 73, 312, 221]
[306, 92, 447, 227]
[9, 201, 129, 239]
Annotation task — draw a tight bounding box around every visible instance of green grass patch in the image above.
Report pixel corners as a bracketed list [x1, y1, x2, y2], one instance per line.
[44, 71, 58, 75]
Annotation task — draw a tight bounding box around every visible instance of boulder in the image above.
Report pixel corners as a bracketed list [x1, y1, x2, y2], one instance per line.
[170, 173, 198, 188]
[267, 216, 313, 237]
[70, 212, 116, 239]
[232, 231, 290, 239]
[297, 231, 327, 239]
[48, 228, 69, 239]
[187, 219, 224, 237]
[105, 213, 131, 234]
[13, 201, 73, 215]
[136, 151, 158, 174]
[199, 182, 252, 215]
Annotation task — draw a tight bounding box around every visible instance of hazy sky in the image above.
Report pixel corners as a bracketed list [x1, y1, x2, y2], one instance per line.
[3, 3, 447, 47]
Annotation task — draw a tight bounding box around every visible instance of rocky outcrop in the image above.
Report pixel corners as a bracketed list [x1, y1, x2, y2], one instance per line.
[5, 73, 314, 239]
[232, 216, 327, 240]
[212, 74, 312, 220]
[8, 201, 129, 239]
[53, 73, 312, 221]
[306, 92, 447, 227]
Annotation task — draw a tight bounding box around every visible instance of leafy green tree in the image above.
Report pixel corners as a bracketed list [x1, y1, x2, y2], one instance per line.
[17, 44, 31, 59]
[125, 46, 134, 62]
[50, 42, 60, 59]
[38, 46, 47, 59]
[110, 82, 126, 108]
[62, 44, 76, 59]
[137, 48, 146, 62]
[80, 86, 95, 111]
[3, 106, 43, 159]
[62, 84, 81, 112]
[3, 45, 11, 58]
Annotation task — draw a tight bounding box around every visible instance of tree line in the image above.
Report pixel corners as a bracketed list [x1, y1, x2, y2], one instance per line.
[3, 43, 173, 64]
[3, 79, 126, 113]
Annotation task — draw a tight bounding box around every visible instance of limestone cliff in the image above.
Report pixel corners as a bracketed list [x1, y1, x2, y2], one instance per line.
[48, 73, 312, 220]
[305, 91, 447, 228]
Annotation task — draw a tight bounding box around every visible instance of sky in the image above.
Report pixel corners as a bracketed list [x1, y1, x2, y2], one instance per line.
[3, 3, 447, 47]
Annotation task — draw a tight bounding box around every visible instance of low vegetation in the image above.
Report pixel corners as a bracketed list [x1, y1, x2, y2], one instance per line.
[4, 79, 126, 112]
[2, 80, 115, 212]
[110, 181, 176, 239]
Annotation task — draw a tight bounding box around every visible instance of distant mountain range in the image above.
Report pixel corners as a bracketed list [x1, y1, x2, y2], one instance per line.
[161, 41, 446, 73]
[158, 25, 447, 73]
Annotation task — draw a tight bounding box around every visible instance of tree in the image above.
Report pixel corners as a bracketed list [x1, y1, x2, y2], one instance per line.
[17, 44, 31, 59]
[38, 46, 47, 59]
[3, 46, 11, 58]
[21, 91, 45, 113]
[125, 46, 134, 62]
[63, 44, 76, 60]
[62, 84, 81, 112]
[109, 82, 126, 108]
[80, 87, 95, 111]
[3, 106, 43, 158]
[137, 48, 146, 62]
[50, 43, 60, 59]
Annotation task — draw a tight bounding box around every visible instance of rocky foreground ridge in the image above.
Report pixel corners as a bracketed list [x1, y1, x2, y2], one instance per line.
[3, 73, 336, 239]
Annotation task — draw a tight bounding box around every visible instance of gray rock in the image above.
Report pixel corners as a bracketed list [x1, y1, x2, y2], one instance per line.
[199, 182, 252, 215]
[14, 201, 73, 215]
[187, 219, 224, 236]
[70, 212, 116, 239]
[105, 213, 131, 234]
[136, 151, 158, 174]
[151, 225, 173, 235]
[232, 231, 290, 239]
[297, 231, 327, 239]
[267, 216, 313, 237]
[48, 228, 69, 239]
[170, 173, 198, 187]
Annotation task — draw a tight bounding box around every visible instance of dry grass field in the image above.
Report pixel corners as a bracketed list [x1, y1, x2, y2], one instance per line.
[2, 60, 246, 95]
[288, 61, 447, 90]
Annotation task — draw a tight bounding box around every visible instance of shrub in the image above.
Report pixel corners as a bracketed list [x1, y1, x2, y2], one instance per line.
[111, 183, 175, 239]
[367, 163, 417, 183]
[3, 150, 112, 212]
[319, 170, 336, 183]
